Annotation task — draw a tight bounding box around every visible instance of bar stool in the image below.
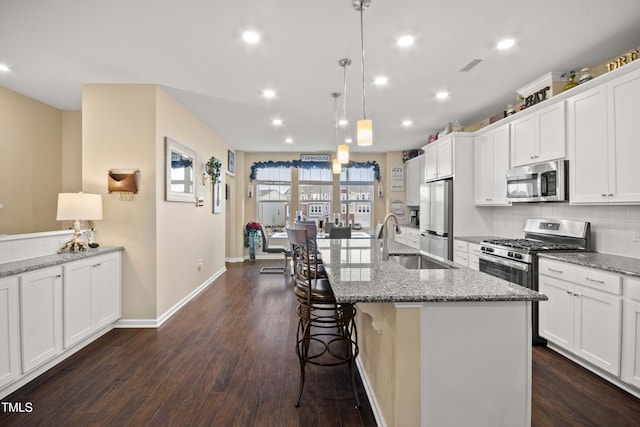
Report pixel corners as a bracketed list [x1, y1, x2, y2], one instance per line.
[293, 220, 326, 278]
[257, 223, 290, 274]
[286, 227, 360, 409]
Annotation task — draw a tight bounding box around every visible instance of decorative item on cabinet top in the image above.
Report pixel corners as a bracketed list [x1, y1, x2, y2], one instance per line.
[108, 169, 139, 201]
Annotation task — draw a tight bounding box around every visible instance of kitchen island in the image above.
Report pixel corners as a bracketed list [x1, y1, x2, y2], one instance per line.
[317, 238, 546, 427]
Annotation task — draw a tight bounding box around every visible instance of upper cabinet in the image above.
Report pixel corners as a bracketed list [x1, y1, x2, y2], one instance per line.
[510, 101, 566, 167]
[568, 67, 640, 204]
[474, 124, 511, 206]
[405, 155, 422, 207]
[423, 136, 453, 181]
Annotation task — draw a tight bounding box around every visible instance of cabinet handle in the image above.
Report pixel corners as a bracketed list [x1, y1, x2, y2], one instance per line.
[93, 263, 101, 268]
[566, 290, 572, 295]
[548, 268, 563, 274]
[607, 193, 614, 197]
[585, 277, 604, 284]
[55, 274, 62, 278]
[601, 193, 607, 197]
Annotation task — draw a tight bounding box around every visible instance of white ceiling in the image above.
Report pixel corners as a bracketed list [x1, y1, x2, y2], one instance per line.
[1, 0, 639, 154]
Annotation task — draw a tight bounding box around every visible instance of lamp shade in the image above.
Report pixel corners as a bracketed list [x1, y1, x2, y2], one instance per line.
[337, 144, 349, 164]
[332, 158, 342, 174]
[357, 119, 373, 146]
[56, 193, 103, 221]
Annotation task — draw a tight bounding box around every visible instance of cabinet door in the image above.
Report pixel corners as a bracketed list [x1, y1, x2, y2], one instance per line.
[424, 144, 438, 181]
[436, 138, 453, 178]
[622, 297, 640, 388]
[405, 157, 421, 206]
[510, 114, 537, 167]
[0, 277, 20, 389]
[608, 68, 640, 203]
[537, 102, 566, 163]
[91, 254, 121, 329]
[573, 285, 621, 375]
[63, 260, 94, 348]
[20, 267, 63, 373]
[490, 125, 510, 205]
[539, 275, 574, 351]
[474, 133, 492, 204]
[567, 86, 610, 203]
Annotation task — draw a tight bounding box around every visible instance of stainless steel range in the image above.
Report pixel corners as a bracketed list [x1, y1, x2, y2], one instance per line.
[479, 219, 591, 345]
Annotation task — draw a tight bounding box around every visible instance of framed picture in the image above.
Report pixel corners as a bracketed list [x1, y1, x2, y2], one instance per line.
[227, 150, 235, 175]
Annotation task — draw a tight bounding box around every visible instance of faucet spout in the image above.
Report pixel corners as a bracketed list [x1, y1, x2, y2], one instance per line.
[382, 212, 399, 240]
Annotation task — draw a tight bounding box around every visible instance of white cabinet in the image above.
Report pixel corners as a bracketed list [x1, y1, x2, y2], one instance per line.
[405, 156, 422, 207]
[510, 102, 566, 167]
[0, 277, 20, 389]
[19, 266, 63, 374]
[452, 240, 481, 270]
[622, 278, 640, 389]
[539, 259, 622, 375]
[474, 124, 511, 206]
[396, 227, 420, 250]
[63, 253, 121, 348]
[423, 136, 453, 181]
[568, 67, 640, 204]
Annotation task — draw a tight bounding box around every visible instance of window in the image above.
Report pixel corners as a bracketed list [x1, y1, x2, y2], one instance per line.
[340, 167, 374, 231]
[298, 167, 332, 222]
[255, 166, 291, 229]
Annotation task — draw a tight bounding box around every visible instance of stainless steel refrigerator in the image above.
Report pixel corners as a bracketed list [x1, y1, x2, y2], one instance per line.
[419, 179, 453, 261]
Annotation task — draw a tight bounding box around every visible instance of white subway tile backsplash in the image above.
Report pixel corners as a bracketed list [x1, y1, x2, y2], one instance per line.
[0, 230, 74, 263]
[609, 206, 627, 221]
[627, 206, 640, 221]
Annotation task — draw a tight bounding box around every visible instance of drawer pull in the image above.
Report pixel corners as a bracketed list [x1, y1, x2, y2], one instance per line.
[566, 290, 572, 295]
[55, 274, 62, 278]
[93, 263, 102, 268]
[548, 268, 563, 274]
[585, 277, 604, 284]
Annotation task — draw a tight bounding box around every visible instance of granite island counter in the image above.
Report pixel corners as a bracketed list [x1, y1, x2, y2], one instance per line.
[317, 238, 545, 427]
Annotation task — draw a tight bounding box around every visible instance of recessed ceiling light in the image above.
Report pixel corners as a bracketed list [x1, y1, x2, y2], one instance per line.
[285, 137, 293, 143]
[374, 76, 389, 86]
[402, 120, 413, 127]
[397, 35, 414, 47]
[496, 38, 515, 50]
[272, 118, 283, 126]
[338, 119, 349, 126]
[436, 91, 449, 100]
[0, 64, 10, 72]
[242, 30, 261, 44]
[263, 89, 276, 98]
[345, 138, 353, 144]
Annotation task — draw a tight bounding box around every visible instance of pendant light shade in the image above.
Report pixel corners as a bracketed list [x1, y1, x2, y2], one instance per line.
[354, 0, 372, 147]
[332, 158, 342, 174]
[337, 143, 350, 163]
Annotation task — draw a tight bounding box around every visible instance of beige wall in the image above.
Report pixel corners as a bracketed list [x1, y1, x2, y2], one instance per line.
[82, 84, 229, 320]
[61, 110, 82, 192]
[0, 86, 64, 234]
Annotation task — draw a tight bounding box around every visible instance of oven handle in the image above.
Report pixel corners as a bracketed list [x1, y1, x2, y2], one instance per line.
[479, 254, 529, 272]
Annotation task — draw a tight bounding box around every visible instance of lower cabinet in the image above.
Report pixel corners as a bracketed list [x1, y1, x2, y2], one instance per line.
[63, 253, 121, 348]
[396, 227, 421, 250]
[453, 240, 480, 270]
[622, 278, 640, 388]
[19, 266, 64, 374]
[0, 277, 20, 389]
[539, 259, 622, 376]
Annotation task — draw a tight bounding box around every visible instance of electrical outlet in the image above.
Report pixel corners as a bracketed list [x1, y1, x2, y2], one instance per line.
[197, 259, 203, 270]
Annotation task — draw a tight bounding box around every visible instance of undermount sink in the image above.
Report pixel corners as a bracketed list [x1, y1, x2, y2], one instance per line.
[387, 254, 457, 270]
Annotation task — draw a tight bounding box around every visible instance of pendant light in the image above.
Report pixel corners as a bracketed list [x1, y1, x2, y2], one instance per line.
[353, 0, 372, 147]
[331, 92, 342, 174]
[337, 58, 351, 163]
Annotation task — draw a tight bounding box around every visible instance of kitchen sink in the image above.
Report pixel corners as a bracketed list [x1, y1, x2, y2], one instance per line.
[387, 254, 456, 270]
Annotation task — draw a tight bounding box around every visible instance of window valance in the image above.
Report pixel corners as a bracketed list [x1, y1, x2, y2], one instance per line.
[249, 160, 381, 181]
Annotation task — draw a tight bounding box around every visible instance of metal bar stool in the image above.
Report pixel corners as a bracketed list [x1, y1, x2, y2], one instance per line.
[258, 223, 290, 274]
[286, 227, 360, 409]
[293, 220, 326, 278]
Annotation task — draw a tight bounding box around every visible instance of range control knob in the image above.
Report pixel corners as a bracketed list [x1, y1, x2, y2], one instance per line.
[507, 251, 514, 258]
[514, 253, 523, 260]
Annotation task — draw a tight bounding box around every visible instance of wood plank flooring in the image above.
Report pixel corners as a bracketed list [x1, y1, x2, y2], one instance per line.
[1, 259, 640, 426]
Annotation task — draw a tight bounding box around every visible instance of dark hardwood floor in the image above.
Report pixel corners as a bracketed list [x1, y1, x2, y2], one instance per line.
[1, 260, 639, 426]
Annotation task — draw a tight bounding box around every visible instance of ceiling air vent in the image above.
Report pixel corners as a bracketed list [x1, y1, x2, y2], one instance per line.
[460, 59, 482, 72]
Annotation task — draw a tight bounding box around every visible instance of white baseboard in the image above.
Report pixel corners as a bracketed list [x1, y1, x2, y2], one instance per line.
[225, 256, 245, 263]
[114, 266, 226, 328]
[356, 358, 387, 427]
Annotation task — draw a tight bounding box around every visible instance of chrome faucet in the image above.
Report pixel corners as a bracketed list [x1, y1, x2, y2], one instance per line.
[382, 212, 399, 240]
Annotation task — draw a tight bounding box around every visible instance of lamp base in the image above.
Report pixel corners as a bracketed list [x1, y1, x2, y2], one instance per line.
[58, 221, 88, 253]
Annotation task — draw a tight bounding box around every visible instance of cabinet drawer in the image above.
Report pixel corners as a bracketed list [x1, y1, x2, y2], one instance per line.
[454, 250, 469, 266]
[468, 255, 479, 270]
[539, 259, 621, 295]
[627, 278, 640, 302]
[468, 243, 481, 256]
[453, 240, 468, 252]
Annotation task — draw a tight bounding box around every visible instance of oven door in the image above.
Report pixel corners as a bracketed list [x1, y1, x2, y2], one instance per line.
[479, 253, 531, 289]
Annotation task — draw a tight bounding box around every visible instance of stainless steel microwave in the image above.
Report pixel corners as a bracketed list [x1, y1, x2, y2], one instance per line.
[506, 160, 567, 202]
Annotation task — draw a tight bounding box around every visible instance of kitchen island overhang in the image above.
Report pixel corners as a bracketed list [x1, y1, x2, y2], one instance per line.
[317, 238, 546, 427]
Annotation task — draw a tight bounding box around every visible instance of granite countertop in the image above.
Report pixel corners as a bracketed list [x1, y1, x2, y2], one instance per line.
[317, 239, 546, 304]
[0, 246, 124, 278]
[538, 252, 640, 279]
[454, 236, 503, 245]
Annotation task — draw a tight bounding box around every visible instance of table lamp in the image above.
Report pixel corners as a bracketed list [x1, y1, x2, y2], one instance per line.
[56, 192, 103, 253]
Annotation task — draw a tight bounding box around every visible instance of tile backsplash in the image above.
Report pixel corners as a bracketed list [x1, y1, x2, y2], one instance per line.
[492, 204, 640, 258]
[0, 230, 74, 263]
